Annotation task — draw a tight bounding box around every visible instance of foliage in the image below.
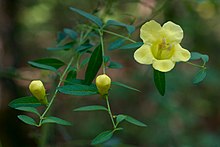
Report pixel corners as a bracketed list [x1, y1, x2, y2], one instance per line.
[6, 1, 212, 146]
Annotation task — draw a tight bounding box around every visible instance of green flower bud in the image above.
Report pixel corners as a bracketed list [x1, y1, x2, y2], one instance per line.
[96, 74, 111, 96]
[29, 80, 48, 105]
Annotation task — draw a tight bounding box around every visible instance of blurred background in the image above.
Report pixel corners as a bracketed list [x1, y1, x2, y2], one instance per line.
[0, 0, 220, 146]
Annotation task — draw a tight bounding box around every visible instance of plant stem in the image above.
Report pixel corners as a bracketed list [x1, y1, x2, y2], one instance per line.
[186, 61, 206, 69]
[81, 25, 136, 43]
[103, 29, 136, 43]
[99, 30, 106, 74]
[38, 56, 75, 125]
[76, 54, 81, 71]
[105, 95, 116, 129]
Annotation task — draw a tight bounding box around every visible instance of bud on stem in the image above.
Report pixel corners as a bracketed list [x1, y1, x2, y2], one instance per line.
[96, 74, 111, 96]
[29, 80, 48, 105]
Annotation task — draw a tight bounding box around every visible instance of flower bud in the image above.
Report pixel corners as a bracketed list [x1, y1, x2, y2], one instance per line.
[96, 74, 111, 96]
[29, 80, 48, 105]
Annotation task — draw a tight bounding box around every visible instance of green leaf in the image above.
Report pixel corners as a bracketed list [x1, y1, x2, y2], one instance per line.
[125, 115, 147, 127]
[113, 127, 123, 132]
[28, 58, 65, 72]
[58, 84, 98, 96]
[47, 42, 73, 51]
[74, 105, 107, 112]
[190, 52, 209, 63]
[9, 96, 42, 108]
[17, 115, 37, 126]
[15, 107, 40, 116]
[91, 130, 113, 145]
[80, 57, 90, 68]
[57, 31, 67, 43]
[64, 68, 77, 85]
[112, 81, 140, 92]
[104, 56, 110, 64]
[193, 69, 207, 84]
[116, 114, 127, 125]
[106, 20, 135, 34]
[153, 69, 165, 96]
[63, 79, 85, 85]
[76, 44, 93, 53]
[84, 44, 103, 85]
[42, 116, 72, 126]
[108, 61, 123, 69]
[119, 42, 143, 50]
[64, 28, 77, 40]
[108, 39, 125, 51]
[70, 7, 103, 27]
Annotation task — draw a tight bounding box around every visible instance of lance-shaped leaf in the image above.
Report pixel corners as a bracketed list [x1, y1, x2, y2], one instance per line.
[64, 78, 85, 85]
[64, 68, 77, 85]
[116, 114, 147, 127]
[57, 31, 67, 43]
[15, 107, 40, 116]
[125, 116, 147, 127]
[108, 61, 123, 69]
[119, 42, 143, 50]
[80, 57, 90, 68]
[70, 7, 103, 27]
[76, 44, 93, 53]
[190, 52, 209, 63]
[108, 39, 125, 51]
[58, 84, 98, 96]
[91, 130, 113, 145]
[125, 115, 147, 127]
[9, 96, 42, 108]
[74, 105, 107, 112]
[42, 116, 72, 126]
[116, 114, 127, 125]
[47, 42, 74, 51]
[84, 44, 103, 85]
[153, 69, 165, 96]
[193, 69, 207, 84]
[18, 115, 37, 126]
[91, 128, 123, 145]
[104, 56, 110, 64]
[106, 20, 135, 34]
[64, 28, 77, 40]
[28, 58, 65, 72]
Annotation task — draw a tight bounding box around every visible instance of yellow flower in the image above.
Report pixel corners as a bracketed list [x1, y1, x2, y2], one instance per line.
[96, 74, 111, 96]
[134, 20, 190, 72]
[29, 80, 48, 105]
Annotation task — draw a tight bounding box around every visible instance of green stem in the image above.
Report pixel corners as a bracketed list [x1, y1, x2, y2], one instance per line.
[76, 54, 81, 71]
[38, 56, 75, 126]
[105, 95, 116, 129]
[39, 23, 89, 125]
[99, 30, 106, 74]
[186, 61, 206, 69]
[81, 25, 136, 43]
[103, 29, 136, 43]
[80, 26, 93, 44]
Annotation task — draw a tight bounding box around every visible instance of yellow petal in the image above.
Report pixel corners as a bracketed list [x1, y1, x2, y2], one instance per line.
[152, 59, 175, 72]
[134, 44, 154, 64]
[162, 21, 183, 44]
[140, 20, 162, 44]
[172, 44, 191, 62]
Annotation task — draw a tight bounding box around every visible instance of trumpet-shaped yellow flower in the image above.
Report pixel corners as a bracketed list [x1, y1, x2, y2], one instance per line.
[29, 80, 48, 105]
[134, 20, 190, 72]
[96, 74, 111, 96]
